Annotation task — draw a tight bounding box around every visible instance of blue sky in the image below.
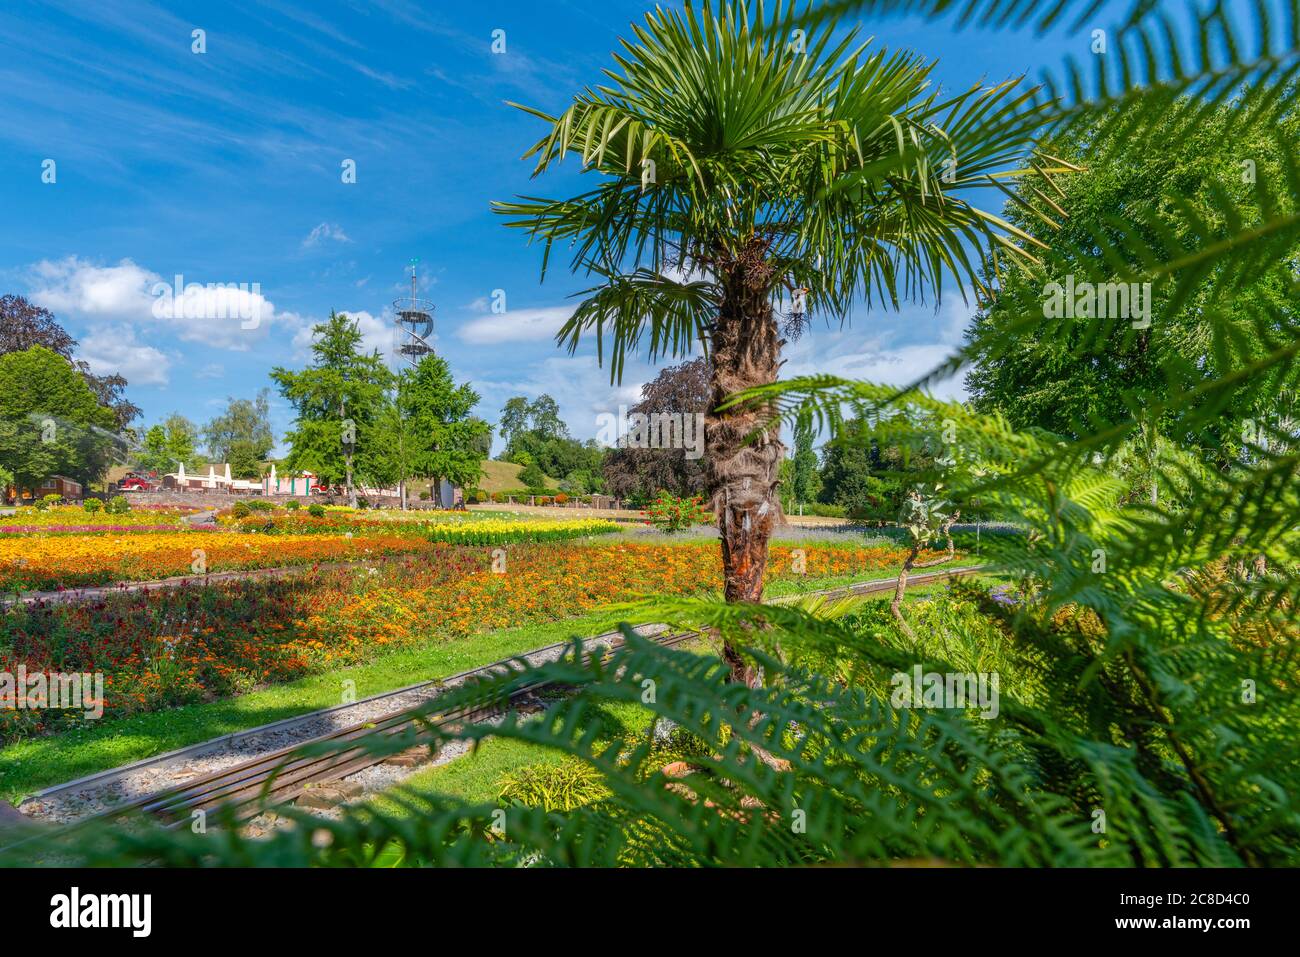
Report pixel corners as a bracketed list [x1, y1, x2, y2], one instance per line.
[0, 0, 1243, 456]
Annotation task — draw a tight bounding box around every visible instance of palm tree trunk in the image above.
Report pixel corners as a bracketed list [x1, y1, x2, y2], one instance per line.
[706, 256, 785, 686]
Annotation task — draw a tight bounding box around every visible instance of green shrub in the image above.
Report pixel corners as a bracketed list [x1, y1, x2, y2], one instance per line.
[231, 501, 251, 519]
[519, 460, 548, 489]
[244, 499, 275, 512]
[284, 499, 300, 511]
[104, 495, 130, 515]
[307, 503, 326, 518]
[497, 761, 610, 812]
[645, 491, 713, 531]
[82, 497, 103, 514]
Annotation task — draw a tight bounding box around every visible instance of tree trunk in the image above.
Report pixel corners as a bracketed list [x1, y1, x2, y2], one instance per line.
[891, 514, 958, 640]
[705, 252, 786, 686]
[890, 543, 920, 640]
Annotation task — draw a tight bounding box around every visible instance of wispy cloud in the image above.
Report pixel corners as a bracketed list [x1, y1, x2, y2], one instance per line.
[301, 222, 352, 248]
[456, 305, 572, 345]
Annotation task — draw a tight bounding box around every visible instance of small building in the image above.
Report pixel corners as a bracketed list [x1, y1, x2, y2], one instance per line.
[6, 475, 84, 503]
[261, 464, 319, 496]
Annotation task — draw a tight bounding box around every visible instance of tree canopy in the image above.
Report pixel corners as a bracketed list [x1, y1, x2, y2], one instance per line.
[965, 100, 1300, 451]
[0, 346, 119, 490]
[372, 355, 489, 505]
[0, 294, 141, 430]
[272, 312, 392, 503]
[202, 390, 274, 476]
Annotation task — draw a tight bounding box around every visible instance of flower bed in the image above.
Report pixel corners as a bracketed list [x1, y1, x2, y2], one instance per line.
[0, 541, 940, 736]
[0, 520, 622, 592]
[423, 518, 620, 546]
[217, 510, 605, 536]
[0, 524, 186, 536]
[0, 505, 198, 534]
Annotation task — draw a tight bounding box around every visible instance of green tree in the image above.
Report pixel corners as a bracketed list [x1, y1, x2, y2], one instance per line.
[137, 425, 171, 475]
[528, 394, 566, 440]
[497, 397, 532, 447]
[161, 414, 200, 470]
[817, 420, 933, 520]
[0, 295, 141, 428]
[0, 346, 117, 491]
[964, 101, 1300, 503]
[496, 1, 1048, 681]
[272, 312, 393, 507]
[467, 417, 493, 457]
[374, 355, 489, 508]
[787, 413, 820, 508]
[519, 459, 547, 490]
[227, 441, 264, 480]
[499, 394, 569, 453]
[135, 413, 199, 475]
[202, 390, 274, 465]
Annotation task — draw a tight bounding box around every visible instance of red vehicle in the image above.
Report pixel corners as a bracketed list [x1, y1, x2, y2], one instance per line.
[119, 476, 155, 491]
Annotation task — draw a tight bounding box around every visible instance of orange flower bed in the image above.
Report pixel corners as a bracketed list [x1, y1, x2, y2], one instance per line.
[2, 541, 948, 736]
[0, 532, 449, 592]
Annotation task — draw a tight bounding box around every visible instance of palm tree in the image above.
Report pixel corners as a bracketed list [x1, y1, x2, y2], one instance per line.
[495, 0, 1055, 683]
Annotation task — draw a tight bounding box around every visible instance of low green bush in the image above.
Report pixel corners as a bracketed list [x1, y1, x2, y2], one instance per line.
[497, 761, 610, 812]
[645, 491, 713, 531]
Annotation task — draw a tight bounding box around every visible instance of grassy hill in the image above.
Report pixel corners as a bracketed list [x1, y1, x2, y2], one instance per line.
[476, 460, 559, 494]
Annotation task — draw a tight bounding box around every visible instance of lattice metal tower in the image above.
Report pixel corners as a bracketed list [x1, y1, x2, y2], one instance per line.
[392, 258, 435, 368]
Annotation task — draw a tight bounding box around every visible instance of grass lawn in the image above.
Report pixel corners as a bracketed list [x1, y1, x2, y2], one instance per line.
[368, 696, 660, 809]
[0, 608, 638, 804]
[363, 573, 1009, 813]
[476, 460, 559, 494]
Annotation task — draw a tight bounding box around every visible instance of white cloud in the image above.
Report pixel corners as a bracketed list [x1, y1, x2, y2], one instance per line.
[301, 222, 352, 248]
[456, 305, 572, 345]
[28, 255, 303, 351]
[77, 326, 171, 386]
[31, 257, 156, 319]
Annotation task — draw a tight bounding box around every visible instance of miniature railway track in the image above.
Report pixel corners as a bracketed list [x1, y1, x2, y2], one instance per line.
[14, 564, 987, 837]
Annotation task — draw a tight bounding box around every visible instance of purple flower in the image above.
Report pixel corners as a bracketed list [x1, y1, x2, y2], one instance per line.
[989, 584, 1019, 607]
